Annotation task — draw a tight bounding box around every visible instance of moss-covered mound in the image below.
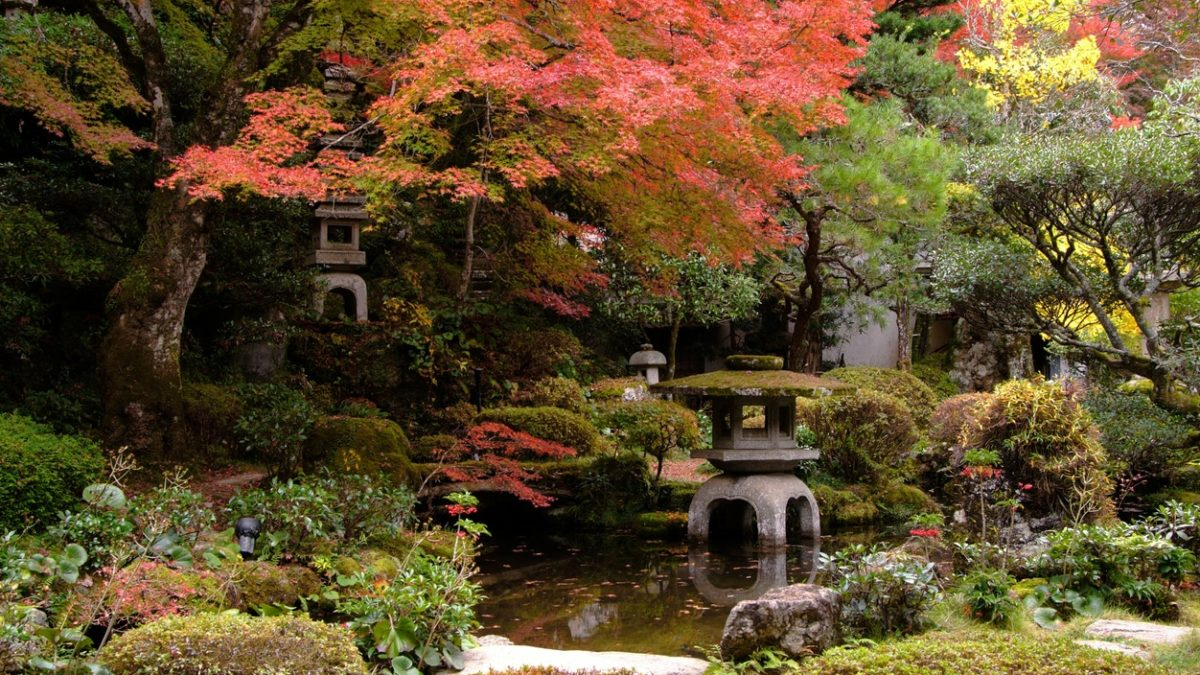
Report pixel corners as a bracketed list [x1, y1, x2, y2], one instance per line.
[807, 630, 1166, 674]
[824, 366, 939, 428]
[477, 406, 603, 455]
[304, 416, 418, 486]
[0, 413, 104, 531]
[100, 613, 367, 674]
[232, 562, 321, 610]
[810, 482, 937, 526]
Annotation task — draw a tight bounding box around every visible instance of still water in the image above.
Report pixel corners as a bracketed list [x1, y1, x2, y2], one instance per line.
[473, 532, 885, 656]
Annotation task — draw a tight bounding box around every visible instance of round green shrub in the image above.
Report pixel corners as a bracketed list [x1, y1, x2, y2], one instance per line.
[807, 631, 1166, 674]
[571, 453, 654, 527]
[824, 366, 939, 428]
[910, 362, 960, 400]
[961, 379, 1113, 522]
[0, 413, 104, 531]
[100, 613, 367, 674]
[412, 433, 459, 462]
[181, 382, 242, 457]
[304, 416, 418, 486]
[596, 399, 702, 482]
[810, 484, 879, 526]
[797, 390, 920, 485]
[511, 376, 589, 414]
[234, 384, 316, 477]
[1083, 388, 1195, 479]
[477, 406, 603, 455]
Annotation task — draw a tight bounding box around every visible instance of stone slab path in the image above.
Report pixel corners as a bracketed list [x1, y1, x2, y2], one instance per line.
[1074, 619, 1197, 661]
[437, 637, 708, 675]
[1082, 619, 1194, 645]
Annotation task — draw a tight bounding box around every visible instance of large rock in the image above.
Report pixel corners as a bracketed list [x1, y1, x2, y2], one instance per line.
[720, 584, 840, 661]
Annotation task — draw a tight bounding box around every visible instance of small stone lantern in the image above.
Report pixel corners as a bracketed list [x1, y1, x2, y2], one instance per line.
[628, 344, 667, 385]
[652, 355, 852, 547]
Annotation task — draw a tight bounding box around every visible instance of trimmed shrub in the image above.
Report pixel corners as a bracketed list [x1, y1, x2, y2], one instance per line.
[100, 613, 367, 674]
[876, 482, 939, 523]
[824, 366, 939, 428]
[911, 362, 959, 400]
[0, 413, 104, 531]
[1083, 388, 1195, 479]
[571, 453, 654, 527]
[961, 379, 1113, 522]
[412, 433, 459, 462]
[797, 390, 920, 485]
[811, 484, 879, 526]
[477, 406, 603, 455]
[304, 416, 418, 487]
[181, 382, 242, 457]
[808, 631, 1166, 674]
[511, 376, 589, 414]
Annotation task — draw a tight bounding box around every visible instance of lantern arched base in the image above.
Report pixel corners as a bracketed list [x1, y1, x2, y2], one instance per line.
[688, 473, 820, 548]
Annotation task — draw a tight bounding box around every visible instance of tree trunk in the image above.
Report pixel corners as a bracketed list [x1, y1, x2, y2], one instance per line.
[786, 209, 824, 372]
[458, 194, 481, 300]
[101, 185, 210, 457]
[667, 315, 681, 380]
[895, 298, 913, 372]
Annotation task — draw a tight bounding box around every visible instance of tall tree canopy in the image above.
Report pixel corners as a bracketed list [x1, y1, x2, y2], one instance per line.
[960, 89, 1200, 408]
[0, 0, 875, 457]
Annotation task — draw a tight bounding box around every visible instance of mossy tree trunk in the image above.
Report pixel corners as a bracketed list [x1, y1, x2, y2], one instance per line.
[101, 185, 210, 456]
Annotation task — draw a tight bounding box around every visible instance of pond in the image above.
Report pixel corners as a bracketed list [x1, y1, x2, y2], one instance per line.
[473, 531, 892, 656]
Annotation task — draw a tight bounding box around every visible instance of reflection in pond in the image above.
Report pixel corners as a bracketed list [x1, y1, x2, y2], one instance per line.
[474, 534, 855, 655]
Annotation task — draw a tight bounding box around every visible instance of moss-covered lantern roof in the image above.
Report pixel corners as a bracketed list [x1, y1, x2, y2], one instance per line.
[651, 355, 854, 398]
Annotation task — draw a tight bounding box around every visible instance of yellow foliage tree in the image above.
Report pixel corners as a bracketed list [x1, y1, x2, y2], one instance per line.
[956, 0, 1114, 129]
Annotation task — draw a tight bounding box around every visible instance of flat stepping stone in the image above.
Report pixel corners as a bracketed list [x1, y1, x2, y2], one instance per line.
[1073, 640, 1152, 660]
[439, 639, 707, 675]
[1083, 620, 1194, 646]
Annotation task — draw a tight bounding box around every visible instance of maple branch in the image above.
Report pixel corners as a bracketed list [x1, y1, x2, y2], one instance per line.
[261, 0, 315, 64]
[500, 14, 575, 51]
[79, 1, 146, 94]
[113, 0, 176, 154]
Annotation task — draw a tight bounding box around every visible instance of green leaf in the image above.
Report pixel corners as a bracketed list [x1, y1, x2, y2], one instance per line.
[1032, 607, 1059, 628]
[83, 483, 126, 509]
[61, 543, 87, 567]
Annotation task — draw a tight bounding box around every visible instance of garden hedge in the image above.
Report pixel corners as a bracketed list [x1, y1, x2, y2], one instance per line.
[797, 390, 919, 484]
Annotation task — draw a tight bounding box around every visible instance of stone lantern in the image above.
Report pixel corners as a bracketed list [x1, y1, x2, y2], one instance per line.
[652, 355, 852, 547]
[309, 193, 369, 322]
[628, 344, 667, 384]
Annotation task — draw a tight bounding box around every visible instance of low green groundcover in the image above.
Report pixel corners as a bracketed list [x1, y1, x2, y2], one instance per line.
[807, 631, 1166, 674]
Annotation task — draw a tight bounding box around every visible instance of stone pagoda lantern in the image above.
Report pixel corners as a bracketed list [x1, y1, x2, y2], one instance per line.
[628, 344, 667, 384]
[652, 355, 852, 547]
[309, 194, 369, 322]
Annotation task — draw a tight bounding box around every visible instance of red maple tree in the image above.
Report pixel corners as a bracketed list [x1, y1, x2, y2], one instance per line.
[168, 0, 876, 308]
